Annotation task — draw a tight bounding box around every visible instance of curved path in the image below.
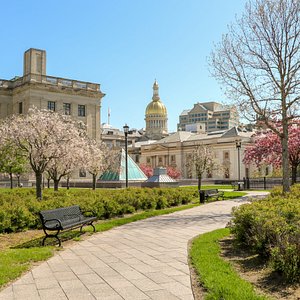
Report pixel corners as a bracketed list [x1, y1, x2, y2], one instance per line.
[0, 192, 268, 300]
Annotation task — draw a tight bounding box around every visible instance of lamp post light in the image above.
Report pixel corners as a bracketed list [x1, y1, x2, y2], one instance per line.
[123, 124, 129, 188]
[235, 140, 242, 190]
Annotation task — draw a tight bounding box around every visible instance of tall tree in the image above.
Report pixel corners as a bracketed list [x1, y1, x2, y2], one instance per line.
[210, 0, 300, 192]
[0, 143, 27, 189]
[185, 145, 218, 191]
[244, 122, 300, 184]
[0, 108, 85, 199]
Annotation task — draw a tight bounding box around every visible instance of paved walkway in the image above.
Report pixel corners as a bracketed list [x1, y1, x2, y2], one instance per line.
[0, 192, 268, 300]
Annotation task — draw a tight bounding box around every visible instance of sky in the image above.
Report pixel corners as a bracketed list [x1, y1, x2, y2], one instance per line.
[0, 0, 246, 132]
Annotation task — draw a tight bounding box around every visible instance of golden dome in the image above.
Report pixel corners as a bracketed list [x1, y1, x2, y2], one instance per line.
[145, 100, 167, 116]
[145, 79, 167, 116]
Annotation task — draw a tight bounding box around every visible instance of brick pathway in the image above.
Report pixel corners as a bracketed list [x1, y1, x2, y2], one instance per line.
[0, 192, 268, 300]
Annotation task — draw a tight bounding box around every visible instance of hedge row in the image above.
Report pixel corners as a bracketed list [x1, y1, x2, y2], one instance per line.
[230, 185, 300, 282]
[0, 187, 199, 233]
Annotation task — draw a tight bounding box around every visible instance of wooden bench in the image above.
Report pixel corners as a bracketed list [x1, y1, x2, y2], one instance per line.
[39, 205, 97, 246]
[202, 189, 224, 201]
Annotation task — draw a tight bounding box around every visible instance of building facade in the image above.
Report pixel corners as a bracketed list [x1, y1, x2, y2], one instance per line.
[136, 127, 258, 181]
[0, 48, 105, 141]
[178, 101, 239, 133]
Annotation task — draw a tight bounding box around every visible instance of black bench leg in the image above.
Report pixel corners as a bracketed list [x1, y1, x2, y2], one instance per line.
[42, 230, 61, 247]
[80, 222, 96, 233]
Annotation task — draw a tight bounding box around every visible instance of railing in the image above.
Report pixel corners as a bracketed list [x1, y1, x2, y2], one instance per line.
[0, 73, 100, 92]
[243, 177, 292, 190]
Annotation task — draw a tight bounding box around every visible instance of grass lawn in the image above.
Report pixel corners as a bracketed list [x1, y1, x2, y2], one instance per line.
[190, 228, 269, 300]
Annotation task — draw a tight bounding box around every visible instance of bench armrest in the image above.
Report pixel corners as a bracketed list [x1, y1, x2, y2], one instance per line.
[43, 218, 62, 228]
[82, 210, 96, 217]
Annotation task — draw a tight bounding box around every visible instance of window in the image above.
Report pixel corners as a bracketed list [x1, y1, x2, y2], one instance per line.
[171, 155, 176, 162]
[79, 168, 86, 177]
[48, 101, 56, 111]
[146, 157, 151, 164]
[63, 103, 71, 115]
[78, 105, 86, 117]
[18, 102, 23, 114]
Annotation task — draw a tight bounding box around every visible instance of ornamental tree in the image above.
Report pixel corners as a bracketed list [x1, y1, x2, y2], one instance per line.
[84, 140, 119, 190]
[244, 123, 300, 184]
[167, 166, 181, 179]
[0, 142, 28, 189]
[0, 107, 86, 199]
[185, 144, 218, 191]
[139, 164, 153, 178]
[46, 129, 87, 191]
[210, 0, 300, 192]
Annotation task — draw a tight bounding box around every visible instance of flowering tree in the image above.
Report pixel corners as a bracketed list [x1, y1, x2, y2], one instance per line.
[139, 164, 153, 178]
[46, 130, 87, 191]
[84, 140, 119, 190]
[210, 0, 300, 192]
[244, 123, 300, 184]
[0, 108, 86, 199]
[167, 166, 181, 179]
[0, 142, 28, 189]
[186, 145, 218, 191]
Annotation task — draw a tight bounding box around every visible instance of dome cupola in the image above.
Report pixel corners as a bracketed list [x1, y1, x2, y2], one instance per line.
[145, 80, 168, 140]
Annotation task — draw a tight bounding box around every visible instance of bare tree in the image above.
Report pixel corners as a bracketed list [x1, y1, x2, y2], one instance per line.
[210, 0, 300, 192]
[186, 144, 218, 191]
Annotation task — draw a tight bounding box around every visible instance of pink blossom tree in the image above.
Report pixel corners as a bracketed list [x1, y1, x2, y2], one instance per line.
[139, 164, 153, 178]
[244, 123, 300, 184]
[167, 166, 181, 179]
[0, 108, 86, 199]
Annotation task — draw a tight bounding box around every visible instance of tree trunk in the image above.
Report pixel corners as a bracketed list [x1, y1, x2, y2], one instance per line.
[92, 174, 97, 190]
[9, 172, 13, 189]
[17, 174, 20, 187]
[291, 164, 297, 185]
[47, 178, 50, 188]
[36, 172, 43, 200]
[53, 179, 59, 191]
[197, 175, 202, 191]
[281, 121, 290, 193]
[66, 177, 70, 190]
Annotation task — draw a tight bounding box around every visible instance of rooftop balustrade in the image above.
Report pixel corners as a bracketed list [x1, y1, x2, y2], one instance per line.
[0, 73, 100, 92]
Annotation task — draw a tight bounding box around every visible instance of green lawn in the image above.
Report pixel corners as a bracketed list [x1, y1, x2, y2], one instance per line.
[190, 228, 269, 300]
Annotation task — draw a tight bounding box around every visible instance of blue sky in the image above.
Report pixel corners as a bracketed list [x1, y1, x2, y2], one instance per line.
[0, 0, 246, 132]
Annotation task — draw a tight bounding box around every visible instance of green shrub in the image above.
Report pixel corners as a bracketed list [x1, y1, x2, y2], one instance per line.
[0, 186, 198, 233]
[230, 186, 300, 282]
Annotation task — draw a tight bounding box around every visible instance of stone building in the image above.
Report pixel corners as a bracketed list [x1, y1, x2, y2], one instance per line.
[178, 101, 239, 133]
[137, 127, 257, 181]
[0, 48, 105, 141]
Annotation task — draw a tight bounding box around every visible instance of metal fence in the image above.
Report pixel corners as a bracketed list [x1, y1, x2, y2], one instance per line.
[243, 177, 288, 190]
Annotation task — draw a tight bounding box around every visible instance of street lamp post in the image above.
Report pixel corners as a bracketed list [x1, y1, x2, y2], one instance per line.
[235, 140, 242, 190]
[123, 124, 129, 188]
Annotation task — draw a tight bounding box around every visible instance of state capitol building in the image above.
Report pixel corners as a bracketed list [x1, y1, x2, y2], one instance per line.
[0, 48, 264, 183]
